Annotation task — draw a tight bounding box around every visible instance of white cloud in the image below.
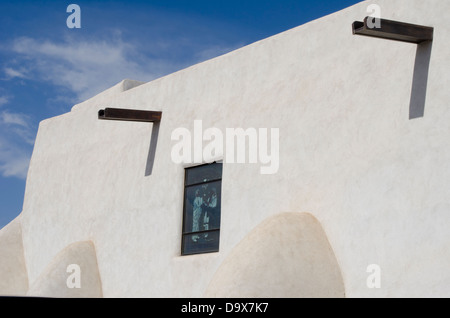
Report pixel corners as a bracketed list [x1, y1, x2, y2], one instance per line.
[0, 153, 30, 179]
[0, 109, 35, 179]
[1, 110, 29, 128]
[11, 36, 178, 102]
[0, 109, 35, 147]
[4, 67, 27, 79]
[9, 35, 243, 103]
[0, 96, 8, 107]
[0, 99, 34, 180]
[0, 137, 31, 179]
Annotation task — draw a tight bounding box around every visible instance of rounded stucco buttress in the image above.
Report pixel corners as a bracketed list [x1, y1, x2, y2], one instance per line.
[204, 213, 345, 298]
[0, 216, 28, 296]
[27, 240, 103, 298]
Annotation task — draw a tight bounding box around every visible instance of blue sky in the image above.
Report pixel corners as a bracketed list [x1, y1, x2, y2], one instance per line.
[0, 0, 362, 229]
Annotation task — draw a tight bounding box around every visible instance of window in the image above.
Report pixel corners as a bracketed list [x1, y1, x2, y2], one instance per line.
[181, 162, 222, 255]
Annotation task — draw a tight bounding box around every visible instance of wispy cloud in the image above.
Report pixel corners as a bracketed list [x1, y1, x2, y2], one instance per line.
[0, 152, 30, 179]
[1, 110, 29, 127]
[10, 36, 153, 101]
[0, 108, 35, 178]
[0, 110, 35, 145]
[0, 137, 31, 179]
[7, 33, 243, 103]
[0, 96, 9, 107]
[4, 67, 27, 79]
[9, 35, 192, 102]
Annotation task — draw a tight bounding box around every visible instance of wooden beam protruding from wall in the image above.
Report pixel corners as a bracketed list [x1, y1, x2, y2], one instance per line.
[98, 108, 162, 123]
[352, 17, 433, 44]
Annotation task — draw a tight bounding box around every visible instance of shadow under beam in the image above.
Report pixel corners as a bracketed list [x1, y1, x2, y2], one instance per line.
[409, 40, 433, 119]
[145, 121, 160, 176]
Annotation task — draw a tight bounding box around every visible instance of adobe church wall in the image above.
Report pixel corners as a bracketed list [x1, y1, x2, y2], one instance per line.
[6, 0, 450, 297]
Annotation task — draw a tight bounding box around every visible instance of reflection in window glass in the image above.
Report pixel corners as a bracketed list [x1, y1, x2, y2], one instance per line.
[182, 163, 222, 255]
[185, 163, 222, 186]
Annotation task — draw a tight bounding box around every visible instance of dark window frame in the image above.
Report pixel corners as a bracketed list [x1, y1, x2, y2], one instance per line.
[181, 162, 222, 256]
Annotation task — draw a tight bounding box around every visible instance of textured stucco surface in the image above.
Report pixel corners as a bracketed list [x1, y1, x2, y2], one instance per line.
[0, 216, 28, 295]
[1, 0, 450, 297]
[204, 213, 345, 297]
[27, 241, 102, 298]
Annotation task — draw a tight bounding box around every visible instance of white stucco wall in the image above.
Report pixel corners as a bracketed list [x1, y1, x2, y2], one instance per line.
[27, 241, 102, 297]
[1, 0, 449, 297]
[0, 216, 28, 295]
[204, 213, 345, 298]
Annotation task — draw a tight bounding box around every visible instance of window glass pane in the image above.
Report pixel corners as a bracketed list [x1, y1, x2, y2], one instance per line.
[182, 230, 220, 255]
[183, 180, 221, 233]
[185, 163, 222, 186]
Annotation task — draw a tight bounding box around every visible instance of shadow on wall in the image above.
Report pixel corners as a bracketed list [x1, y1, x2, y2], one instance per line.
[145, 121, 160, 176]
[204, 212, 345, 298]
[409, 41, 433, 119]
